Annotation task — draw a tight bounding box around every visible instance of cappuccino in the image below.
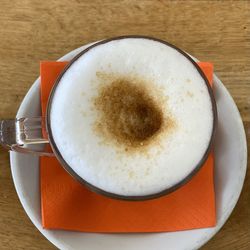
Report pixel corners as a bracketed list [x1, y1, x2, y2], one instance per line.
[50, 38, 213, 197]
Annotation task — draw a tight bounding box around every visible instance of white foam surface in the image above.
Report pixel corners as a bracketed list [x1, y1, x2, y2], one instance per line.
[50, 38, 213, 196]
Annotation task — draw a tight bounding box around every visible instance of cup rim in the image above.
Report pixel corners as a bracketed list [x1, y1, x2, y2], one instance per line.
[46, 35, 217, 201]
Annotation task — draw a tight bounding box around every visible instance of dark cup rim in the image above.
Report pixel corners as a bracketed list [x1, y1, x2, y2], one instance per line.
[46, 35, 217, 201]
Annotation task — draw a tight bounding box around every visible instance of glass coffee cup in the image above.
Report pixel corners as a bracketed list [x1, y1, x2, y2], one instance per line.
[0, 36, 217, 201]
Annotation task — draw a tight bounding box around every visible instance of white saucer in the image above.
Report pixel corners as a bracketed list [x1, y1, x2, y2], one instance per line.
[9, 43, 247, 250]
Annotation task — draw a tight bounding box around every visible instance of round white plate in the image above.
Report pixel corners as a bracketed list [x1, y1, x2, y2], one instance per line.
[9, 43, 247, 250]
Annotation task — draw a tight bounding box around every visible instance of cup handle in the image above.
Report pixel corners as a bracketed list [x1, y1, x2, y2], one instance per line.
[0, 117, 54, 156]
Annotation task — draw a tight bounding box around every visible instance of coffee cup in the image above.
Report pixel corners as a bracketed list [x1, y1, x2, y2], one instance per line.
[0, 36, 217, 201]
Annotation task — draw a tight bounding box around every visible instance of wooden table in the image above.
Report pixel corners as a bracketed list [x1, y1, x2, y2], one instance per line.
[0, 0, 249, 249]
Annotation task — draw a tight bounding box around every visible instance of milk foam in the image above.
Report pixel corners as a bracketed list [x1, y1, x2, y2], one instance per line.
[50, 38, 213, 196]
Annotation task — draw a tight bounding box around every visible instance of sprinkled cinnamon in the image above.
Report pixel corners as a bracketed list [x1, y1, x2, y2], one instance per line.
[93, 74, 176, 153]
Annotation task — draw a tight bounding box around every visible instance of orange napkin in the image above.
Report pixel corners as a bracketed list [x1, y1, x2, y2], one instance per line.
[40, 61, 216, 232]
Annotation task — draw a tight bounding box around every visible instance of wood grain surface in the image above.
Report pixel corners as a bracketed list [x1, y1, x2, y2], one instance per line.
[0, 0, 249, 249]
